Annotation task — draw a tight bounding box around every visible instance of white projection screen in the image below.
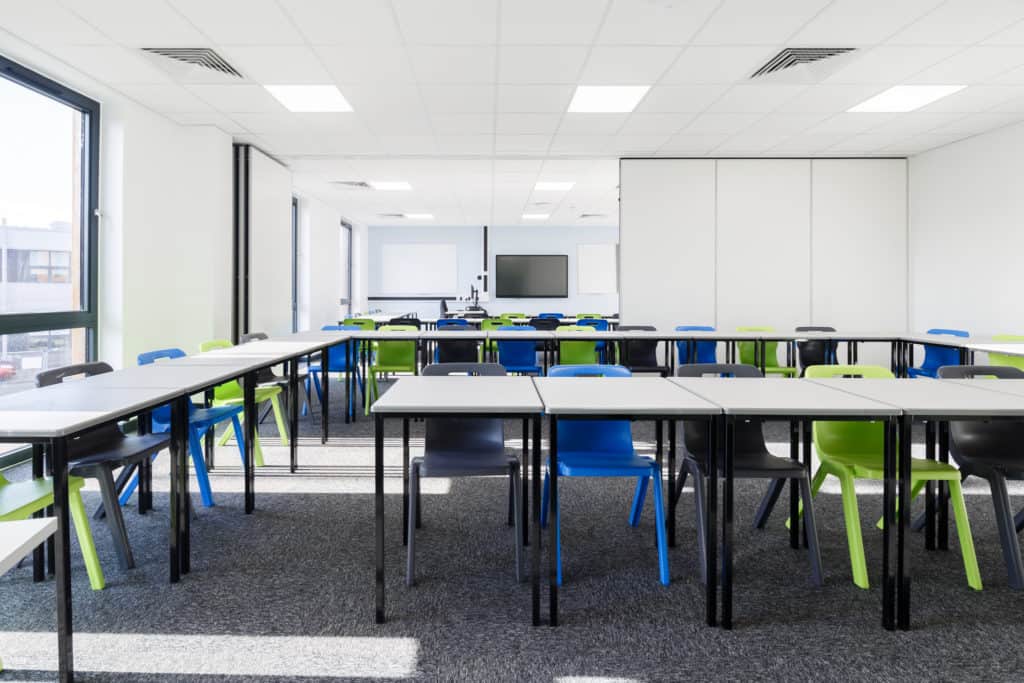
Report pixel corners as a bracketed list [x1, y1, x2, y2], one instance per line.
[380, 243, 458, 296]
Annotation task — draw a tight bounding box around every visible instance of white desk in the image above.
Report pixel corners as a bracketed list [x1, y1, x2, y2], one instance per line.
[0, 518, 57, 576]
[369, 376, 544, 626]
[965, 343, 1024, 358]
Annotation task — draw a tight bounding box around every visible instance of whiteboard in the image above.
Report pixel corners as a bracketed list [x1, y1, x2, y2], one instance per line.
[380, 243, 458, 295]
[577, 243, 618, 294]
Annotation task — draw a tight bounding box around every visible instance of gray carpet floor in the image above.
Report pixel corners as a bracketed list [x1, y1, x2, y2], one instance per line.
[3, 377, 1024, 681]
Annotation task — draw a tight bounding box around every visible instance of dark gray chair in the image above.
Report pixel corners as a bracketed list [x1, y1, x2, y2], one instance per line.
[434, 327, 480, 364]
[675, 363, 823, 585]
[795, 325, 837, 376]
[935, 365, 1024, 588]
[617, 324, 668, 376]
[407, 362, 523, 586]
[528, 317, 560, 353]
[36, 362, 171, 570]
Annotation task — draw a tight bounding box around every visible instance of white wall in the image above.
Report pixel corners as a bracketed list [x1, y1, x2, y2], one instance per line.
[909, 121, 1024, 335]
[620, 157, 908, 363]
[296, 195, 343, 330]
[248, 148, 293, 337]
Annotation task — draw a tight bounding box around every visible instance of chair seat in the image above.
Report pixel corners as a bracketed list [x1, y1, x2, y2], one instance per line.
[417, 451, 517, 477]
[907, 367, 937, 378]
[215, 385, 282, 405]
[553, 452, 657, 477]
[69, 433, 170, 474]
[0, 476, 85, 520]
[765, 366, 799, 376]
[687, 449, 806, 479]
[824, 453, 962, 480]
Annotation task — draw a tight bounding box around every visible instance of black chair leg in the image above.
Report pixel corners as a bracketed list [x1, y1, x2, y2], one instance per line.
[507, 474, 515, 527]
[96, 468, 135, 570]
[689, 461, 708, 585]
[1014, 506, 1024, 534]
[754, 479, 787, 529]
[799, 476, 824, 586]
[989, 474, 1024, 590]
[672, 465, 688, 506]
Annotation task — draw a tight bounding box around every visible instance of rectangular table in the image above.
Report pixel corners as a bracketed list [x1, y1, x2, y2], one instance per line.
[369, 375, 544, 625]
[672, 377, 901, 629]
[532, 376, 719, 626]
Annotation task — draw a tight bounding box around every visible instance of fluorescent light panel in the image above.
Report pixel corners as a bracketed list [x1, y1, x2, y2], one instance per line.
[522, 213, 550, 220]
[404, 213, 434, 220]
[568, 85, 650, 113]
[848, 85, 966, 113]
[535, 181, 575, 191]
[368, 181, 412, 191]
[264, 84, 352, 112]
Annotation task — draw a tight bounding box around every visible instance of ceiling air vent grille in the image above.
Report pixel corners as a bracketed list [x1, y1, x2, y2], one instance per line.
[751, 47, 856, 78]
[579, 213, 609, 219]
[378, 213, 406, 218]
[330, 181, 373, 189]
[140, 48, 243, 78]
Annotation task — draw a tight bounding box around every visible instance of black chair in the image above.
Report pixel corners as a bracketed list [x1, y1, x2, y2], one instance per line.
[934, 365, 1024, 588]
[240, 331, 310, 421]
[527, 317, 560, 353]
[675, 363, 823, 585]
[408, 362, 523, 586]
[388, 316, 422, 329]
[617, 324, 668, 376]
[36, 362, 171, 570]
[794, 326, 838, 376]
[435, 327, 480, 364]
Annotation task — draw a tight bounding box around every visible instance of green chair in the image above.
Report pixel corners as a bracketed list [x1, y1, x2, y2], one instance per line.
[0, 472, 104, 590]
[799, 365, 981, 590]
[556, 325, 598, 365]
[480, 317, 505, 359]
[737, 326, 797, 377]
[200, 339, 289, 467]
[576, 313, 602, 321]
[988, 334, 1024, 370]
[365, 324, 419, 414]
[500, 313, 526, 321]
[343, 317, 376, 331]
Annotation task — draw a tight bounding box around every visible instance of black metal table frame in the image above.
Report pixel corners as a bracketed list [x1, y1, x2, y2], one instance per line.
[373, 411, 543, 625]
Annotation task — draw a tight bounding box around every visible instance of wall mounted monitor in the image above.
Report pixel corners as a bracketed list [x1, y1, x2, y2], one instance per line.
[495, 254, 568, 298]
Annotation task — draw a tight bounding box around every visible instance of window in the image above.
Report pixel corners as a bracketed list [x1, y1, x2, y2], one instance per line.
[0, 54, 98, 405]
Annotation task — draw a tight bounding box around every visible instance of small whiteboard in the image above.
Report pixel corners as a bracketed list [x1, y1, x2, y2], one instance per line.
[577, 243, 618, 294]
[380, 243, 458, 296]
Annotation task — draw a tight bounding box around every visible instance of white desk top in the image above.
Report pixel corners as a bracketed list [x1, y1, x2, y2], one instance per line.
[672, 377, 898, 417]
[809, 377, 1024, 417]
[351, 330, 423, 340]
[534, 376, 719, 416]
[371, 376, 543, 414]
[418, 330, 487, 340]
[0, 518, 57, 576]
[487, 330, 555, 340]
[965, 343, 1024, 357]
[947, 378, 1024, 399]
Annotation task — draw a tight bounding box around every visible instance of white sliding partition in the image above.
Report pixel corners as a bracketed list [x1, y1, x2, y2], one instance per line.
[619, 159, 716, 331]
[716, 159, 811, 330]
[249, 148, 293, 337]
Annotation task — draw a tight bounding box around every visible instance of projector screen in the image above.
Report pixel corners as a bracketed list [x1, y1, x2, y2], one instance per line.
[495, 254, 568, 298]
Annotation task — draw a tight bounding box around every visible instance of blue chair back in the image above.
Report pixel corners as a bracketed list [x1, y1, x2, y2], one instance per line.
[920, 328, 969, 374]
[137, 347, 188, 428]
[539, 313, 564, 319]
[321, 325, 362, 371]
[675, 325, 717, 365]
[576, 318, 609, 332]
[496, 325, 539, 370]
[138, 347, 186, 365]
[548, 364, 634, 456]
[436, 318, 469, 329]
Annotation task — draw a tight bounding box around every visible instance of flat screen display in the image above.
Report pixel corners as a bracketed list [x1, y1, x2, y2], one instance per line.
[495, 255, 568, 298]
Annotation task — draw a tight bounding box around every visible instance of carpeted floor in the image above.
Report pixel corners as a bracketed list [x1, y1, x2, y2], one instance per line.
[3, 377, 1024, 681]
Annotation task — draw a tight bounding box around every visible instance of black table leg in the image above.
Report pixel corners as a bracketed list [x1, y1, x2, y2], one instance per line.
[938, 421, 950, 551]
[668, 419, 676, 548]
[549, 416, 559, 627]
[290, 357, 299, 473]
[925, 421, 936, 550]
[204, 389, 215, 470]
[705, 416, 718, 626]
[655, 419, 663, 471]
[402, 418, 410, 546]
[722, 416, 735, 630]
[374, 414, 386, 623]
[243, 371, 257, 514]
[32, 443, 44, 582]
[522, 418, 530, 546]
[44, 444, 55, 577]
[169, 396, 187, 583]
[789, 421, 799, 549]
[882, 417, 896, 630]
[345, 343, 351, 425]
[50, 436, 73, 683]
[801, 420, 812, 548]
[179, 397, 191, 575]
[321, 353, 330, 444]
[532, 416, 542, 626]
[897, 415, 912, 630]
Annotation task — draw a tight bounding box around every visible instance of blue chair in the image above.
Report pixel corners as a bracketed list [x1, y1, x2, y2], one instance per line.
[496, 325, 543, 375]
[538, 313, 564, 319]
[907, 328, 969, 378]
[577, 317, 609, 363]
[540, 364, 669, 586]
[436, 318, 469, 329]
[308, 325, 364, 419]
[676, 325, 717, 365]
[121, 348, 247, 508]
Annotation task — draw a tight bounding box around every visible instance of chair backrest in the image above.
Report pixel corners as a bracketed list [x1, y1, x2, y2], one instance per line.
[548, 365, 634, 455]
[36, 361, 114, 387]
[936, 365, 1024, 462]
[240, 332, 268, 344]
[198, 339, 243, 400]
[556, 325, 598, 365]
[617, 325, 658, 368]
[138, 348, 186, 365]
[343, 318, 376, 330]
[528, 317, 560, 331]
[496, 325, 538, 369]
[795, 325, 838, 371]
[436, 318, 469, 329]
[736, 327, 780, 368]
[321, 324, 361, 371]
[376, 324, 418, 367]
[422, 362, 505, 377]
[675, 363, 768, 457]
[500, 312, 526, 320]
[538, 313, 563, 319]
[576, 318, 609, 331]
[480, 318, 505, 331]
[675, 325, 718, 365]
[987, 334, 1024, 370]
[388, 317, 421, 329]
[422, 364, 506, 455]
[920, 328, 969, 372]
[435, 327, 480, 363]
[199, 339, 232, 352]
[576, 313, 602, 320]
[804, 365, 893, 457]
[937, 365, 1024, 380]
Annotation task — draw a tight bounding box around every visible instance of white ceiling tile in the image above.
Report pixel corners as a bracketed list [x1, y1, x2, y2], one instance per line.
[825, 133, 905, 153]
[768, 133, 853, 155]
[662, 46, 777, 84]
[392, 0, 498, 44]
[790, 0, 942, 44]
[497, 85, 575, 112]
[169, 0, 306, 44]
[633, 84, 730, 113]
[343, 85, 423, 114]
[681, 112, 760, 135]
[925, 111, 1024, 136]
[378, 135, 439, 155]
[429, 113, 495, 135]
[231, 112, 366, 135]
[408, 46, 496, 84]
[62, 0, 207, 45]
[219, 46, 332, 84]
[495, 135, 551, 154]
[704, 84, 807, 113]
[46, 45, 173, 84]
[918, 84, 1024, 112]
[556, 113, 628, 135]
[775, 85, 885, 113]
[167, 111, 247, 134]
[500, 0, 608, 44]
[983, 18, 1024, 45]
[549, 135, 615, 155]
[259, 131, 382, 155]
[910, 46, 1024, 84]
[714, 133, 792, 154]
[435, 135, 494, 155]
[748, 112, 831, 135]
[579, 46, 681, 84]
[659, 132, 732, 154]
[116, 83, 213, 113]
[825, 46, 961, 84]
[888, 0, 1024, 45]
[692, 0, 831, 45]
[804, 112, 896, 135]
[314, 45, 416, 85]
[498, 46, 588, 84]
[0, 0, 107, 44]
[278, 0, 403, 45]
[185, 84, 288, 113]
[362, 111, 434, 135]
[496, 113, 563, 135]
[612, 134, 673, 155]
[597, 0, 720, 45]
[420, 85, 496, 113]
[863, 111, 967, 136]
[618, 113, 695, 136]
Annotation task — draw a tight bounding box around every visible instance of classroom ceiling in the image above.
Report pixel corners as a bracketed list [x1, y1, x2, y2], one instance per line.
[7, 0, 1024, 225]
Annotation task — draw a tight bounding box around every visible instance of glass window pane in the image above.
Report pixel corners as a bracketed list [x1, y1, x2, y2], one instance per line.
[0, 76, 84, 313]
[0, 328, 87, 397]
[51, 251, 70, 266]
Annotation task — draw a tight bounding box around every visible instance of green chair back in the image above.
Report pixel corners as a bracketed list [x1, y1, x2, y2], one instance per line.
[556, 325, 598, 365]
[480, 318, 505, 331]
[990, 334, 1024, 370]
[736, 326, 783, 368]
[375, 325, 418, 368]
[576, 313, 601, 320]
[344, 318, 376, 330]
[805, 365, 893, 460]
[199, 339, 242, 401]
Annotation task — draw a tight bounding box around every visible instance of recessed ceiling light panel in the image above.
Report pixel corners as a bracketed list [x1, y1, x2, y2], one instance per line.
[848, 85, 966, 113]
[264, 84, 353, 112]
[568, 85, 650, 113]
[535, 181, 575, 191]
